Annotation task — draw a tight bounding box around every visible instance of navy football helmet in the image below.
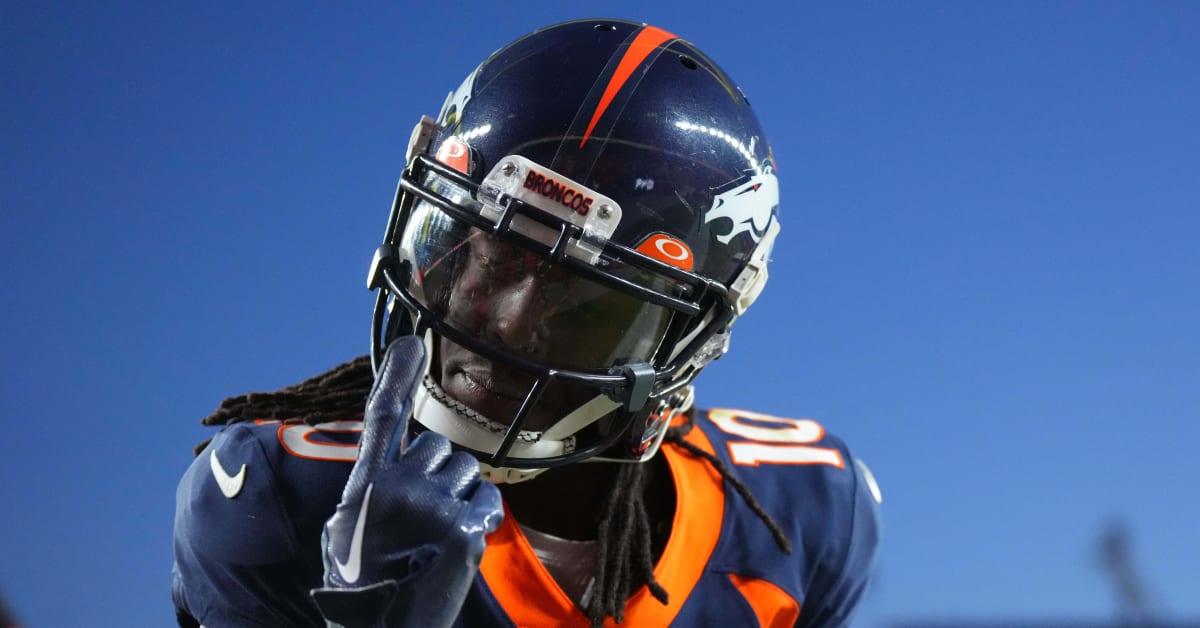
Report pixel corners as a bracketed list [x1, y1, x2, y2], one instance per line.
[368, 19, 780, 482]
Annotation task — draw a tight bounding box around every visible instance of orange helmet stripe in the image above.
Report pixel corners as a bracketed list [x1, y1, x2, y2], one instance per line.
[579, 26, 678, 148]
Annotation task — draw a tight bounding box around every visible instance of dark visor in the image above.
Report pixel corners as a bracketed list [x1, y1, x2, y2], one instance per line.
[399, 181, 676, 371]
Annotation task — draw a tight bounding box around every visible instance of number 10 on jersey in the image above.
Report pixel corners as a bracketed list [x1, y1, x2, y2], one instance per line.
[708, 409, 844, 468]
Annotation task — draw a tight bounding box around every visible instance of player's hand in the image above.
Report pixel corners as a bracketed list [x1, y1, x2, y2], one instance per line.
[311, 336, 503, 628]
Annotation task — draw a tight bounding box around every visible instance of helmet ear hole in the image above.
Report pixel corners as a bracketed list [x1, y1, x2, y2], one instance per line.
[678, 54, 698, 70]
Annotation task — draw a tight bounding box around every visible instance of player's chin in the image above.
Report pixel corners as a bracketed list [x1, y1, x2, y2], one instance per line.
[440, 368, 563, 431]
[444, 368, 523, 414]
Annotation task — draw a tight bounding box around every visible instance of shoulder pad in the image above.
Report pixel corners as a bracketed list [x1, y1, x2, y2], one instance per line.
[175, 422, 298, 565]
[688, 408, 881, 605]
[173, 421, 363, 626]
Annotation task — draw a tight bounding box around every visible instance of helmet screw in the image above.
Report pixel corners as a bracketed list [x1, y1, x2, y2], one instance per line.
[500, 161, 517, 177]
[598, 204, 612, 218]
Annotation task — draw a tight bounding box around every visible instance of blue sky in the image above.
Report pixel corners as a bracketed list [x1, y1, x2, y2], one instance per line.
[2, 2, 1198, 626]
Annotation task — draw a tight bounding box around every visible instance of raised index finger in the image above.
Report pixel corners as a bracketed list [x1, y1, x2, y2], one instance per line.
[359, 335, 427, 466]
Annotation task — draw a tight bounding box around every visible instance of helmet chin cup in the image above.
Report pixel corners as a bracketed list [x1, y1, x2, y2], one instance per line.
[481, 384, 696, 484]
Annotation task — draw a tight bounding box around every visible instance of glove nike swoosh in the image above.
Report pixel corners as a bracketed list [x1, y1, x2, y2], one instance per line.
[209, 449, 247, 499]
[335, 482, 374, 584]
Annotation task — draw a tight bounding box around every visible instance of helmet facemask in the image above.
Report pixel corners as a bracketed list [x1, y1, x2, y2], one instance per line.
[369, 145, 737, 480]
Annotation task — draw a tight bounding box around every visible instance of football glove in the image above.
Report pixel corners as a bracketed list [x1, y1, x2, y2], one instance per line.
[311, 336, 504, 628]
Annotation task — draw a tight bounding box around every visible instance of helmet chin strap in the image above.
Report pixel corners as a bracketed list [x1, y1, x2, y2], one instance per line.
[410, 330, 623, 484]
[477, 463, 547, 484]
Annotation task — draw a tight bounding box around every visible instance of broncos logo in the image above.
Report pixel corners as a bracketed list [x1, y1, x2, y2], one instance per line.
[703, 168, 779, 245]
[438, 66, 478, 133]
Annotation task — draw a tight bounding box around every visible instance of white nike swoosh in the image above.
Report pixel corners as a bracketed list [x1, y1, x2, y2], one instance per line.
[335, 482, 373, 584]
[209, 449, 247, 499]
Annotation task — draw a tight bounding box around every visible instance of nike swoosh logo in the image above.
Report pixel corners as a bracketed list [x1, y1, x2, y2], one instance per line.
[209, 449, 247, 499]
[335, 482, 373, 584]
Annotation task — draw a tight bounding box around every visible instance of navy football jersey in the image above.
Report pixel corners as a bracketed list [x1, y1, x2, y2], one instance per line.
[173, 409, 881, 627]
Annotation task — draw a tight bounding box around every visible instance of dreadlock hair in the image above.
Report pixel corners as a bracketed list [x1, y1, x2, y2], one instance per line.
[577, 411, 794, 627]
[194, 355, 374, 455]
[197, 358, 792, 626]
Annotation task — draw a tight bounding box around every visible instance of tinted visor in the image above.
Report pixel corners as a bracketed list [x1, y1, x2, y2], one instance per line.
[399, 192, 675, 372]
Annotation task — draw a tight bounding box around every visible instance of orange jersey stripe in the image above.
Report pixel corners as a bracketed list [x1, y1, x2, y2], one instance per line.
[479, 425, 725, 626]
[479, 502, 583, 626]
[727, 574, 801, 628]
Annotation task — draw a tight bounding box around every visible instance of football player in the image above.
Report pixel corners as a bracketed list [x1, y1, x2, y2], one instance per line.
[173, 18, 881, 628]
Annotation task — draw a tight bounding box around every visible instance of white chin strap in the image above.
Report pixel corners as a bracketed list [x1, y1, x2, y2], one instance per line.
[412, 373, 622, 484]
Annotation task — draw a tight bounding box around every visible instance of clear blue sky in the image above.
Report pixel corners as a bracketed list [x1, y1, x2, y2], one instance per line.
[3, 2, 1198, 626]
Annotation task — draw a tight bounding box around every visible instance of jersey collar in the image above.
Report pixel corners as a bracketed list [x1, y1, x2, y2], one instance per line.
[479, 425, 724, 626]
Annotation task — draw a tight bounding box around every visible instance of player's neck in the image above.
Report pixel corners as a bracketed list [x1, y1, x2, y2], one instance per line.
[499, 462, 618, 540]
[498, 454, 675, 548]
